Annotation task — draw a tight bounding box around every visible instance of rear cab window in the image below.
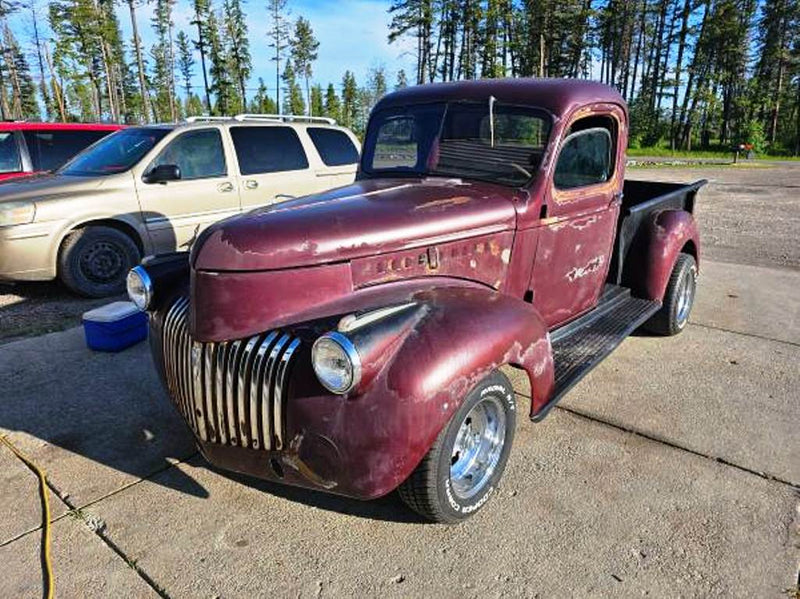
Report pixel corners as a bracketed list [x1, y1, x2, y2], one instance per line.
[307, 127, 359, 166]
[230, 126, 309, 175]
[0, 132, 22, 174]
[24, 129, 112, 172]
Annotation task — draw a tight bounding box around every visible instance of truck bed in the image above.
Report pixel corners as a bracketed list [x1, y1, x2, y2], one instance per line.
[607, 179, 707, 286]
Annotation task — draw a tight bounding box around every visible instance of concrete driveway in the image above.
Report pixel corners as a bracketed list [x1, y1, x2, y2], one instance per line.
[1, 257, 798, 598]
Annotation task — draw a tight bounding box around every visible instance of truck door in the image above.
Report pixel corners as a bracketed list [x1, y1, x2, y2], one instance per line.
[530, 111, 623, 328]
[229, 125, 321, 209]
[135, 127, 239, 252]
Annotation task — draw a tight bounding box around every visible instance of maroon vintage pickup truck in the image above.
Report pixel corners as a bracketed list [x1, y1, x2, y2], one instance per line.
[128, 79, 704, 523]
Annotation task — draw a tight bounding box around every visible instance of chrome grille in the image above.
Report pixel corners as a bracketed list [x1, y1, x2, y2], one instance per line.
[161, 297, 301, 451]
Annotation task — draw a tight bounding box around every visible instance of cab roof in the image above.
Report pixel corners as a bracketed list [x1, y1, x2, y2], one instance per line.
[375, 78, 627, 119]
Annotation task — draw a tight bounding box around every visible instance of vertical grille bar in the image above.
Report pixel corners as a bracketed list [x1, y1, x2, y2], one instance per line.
[159, 298, 299, 452]
[273, 337, 301, 450]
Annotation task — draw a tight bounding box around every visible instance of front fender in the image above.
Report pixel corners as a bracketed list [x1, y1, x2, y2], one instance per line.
[638, 209, 700, 301]
[286, 286, 554, 499]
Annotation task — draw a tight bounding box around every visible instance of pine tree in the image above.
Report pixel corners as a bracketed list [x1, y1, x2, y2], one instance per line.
[395, 68, 408, 90]
[267, 0, 290, 112]
[281, 61, 305, 115]
[310, 83, 323, 117]
[251, 77, 278, 112]
[290, 16, 319, 114]
[323, 82, 341, 122]
[151, 0, 177, 121]
[125, 0, 151, 122]
[191, 0, 213, 113]
[341, 70, 358, 129]
[223, 0, 251, 107]
[206, 6, 235, 115]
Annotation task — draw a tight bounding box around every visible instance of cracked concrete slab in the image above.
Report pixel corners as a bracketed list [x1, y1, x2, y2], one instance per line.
[0, 512, 159, 598]
[0, 443, 46, 544]
[84, 408, 798, 598]
[0, 327, 197, 511]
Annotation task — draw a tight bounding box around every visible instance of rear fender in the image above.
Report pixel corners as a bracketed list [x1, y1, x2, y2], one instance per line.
[289, 286, 554, 498]
[636, 209, 700, 301]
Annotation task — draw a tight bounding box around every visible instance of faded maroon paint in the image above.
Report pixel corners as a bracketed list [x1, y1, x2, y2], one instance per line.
[147, 79, 702, 501]
[640, 209, 701, 301]
[192, 178, 519, 272]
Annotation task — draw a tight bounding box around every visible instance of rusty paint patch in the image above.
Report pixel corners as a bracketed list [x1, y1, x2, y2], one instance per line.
[413, 195, 472, 211]
[566, 255, 605, 282]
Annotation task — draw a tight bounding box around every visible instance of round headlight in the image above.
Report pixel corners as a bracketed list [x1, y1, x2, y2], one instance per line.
[311, 332, 361, 394]
[126, 266, 153, 311]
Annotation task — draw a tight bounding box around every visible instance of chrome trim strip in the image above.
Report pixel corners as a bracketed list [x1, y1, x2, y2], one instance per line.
[215, 342, 228, 445]
[225, 340, 242, 445]
[237, 336, 260, 447]
[192, 340, 207, 441]
[262, 334, 290, 451]
[250, 332, 278, 450]
[274, 337, 301, 450]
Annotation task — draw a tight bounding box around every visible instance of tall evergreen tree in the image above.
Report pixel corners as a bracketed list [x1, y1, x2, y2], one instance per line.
[323, 82, 341, 122]
[267, 0, 290, 112]
[191, 0, 213, 113]
[290, 16, 319, 114]
[223, 0, 251, 107]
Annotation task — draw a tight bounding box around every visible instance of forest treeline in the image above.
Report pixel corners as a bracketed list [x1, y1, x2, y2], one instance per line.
[0, 0, 798, 154]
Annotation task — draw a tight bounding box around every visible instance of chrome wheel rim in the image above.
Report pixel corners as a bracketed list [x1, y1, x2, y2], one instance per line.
[676, 268, 695, 327]
[449, 395, 507, 500]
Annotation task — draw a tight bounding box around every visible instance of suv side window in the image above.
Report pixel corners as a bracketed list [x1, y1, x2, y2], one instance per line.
[24, 130, 111, 172]
[0, 132, 21, 173]
[149, 129, 227, 181]
[554, 117, 615, 190]
[231, 126, 309, 175]
[307, 128, 359, 166]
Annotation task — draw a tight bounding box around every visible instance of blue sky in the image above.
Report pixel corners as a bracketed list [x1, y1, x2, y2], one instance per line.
[12, 0, 417, 99]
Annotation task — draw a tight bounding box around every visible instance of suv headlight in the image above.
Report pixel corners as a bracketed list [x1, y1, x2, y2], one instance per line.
[312, 332, 361, 394]
[126, 266, 153, 311]
[0, 201, 35, 227]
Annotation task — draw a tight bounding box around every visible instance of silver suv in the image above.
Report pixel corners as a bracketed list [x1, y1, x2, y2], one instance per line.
[0, 114, 360, 296]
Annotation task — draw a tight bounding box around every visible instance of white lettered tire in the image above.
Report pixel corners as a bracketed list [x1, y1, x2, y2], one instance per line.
[398, 370, 516, 523]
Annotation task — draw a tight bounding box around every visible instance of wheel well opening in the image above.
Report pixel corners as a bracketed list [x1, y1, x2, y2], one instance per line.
[60, 219, 144, 257]
[681, 240, 698, 263]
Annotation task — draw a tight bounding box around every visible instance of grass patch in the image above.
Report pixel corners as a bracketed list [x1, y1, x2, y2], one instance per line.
[628, 146, 800, 161]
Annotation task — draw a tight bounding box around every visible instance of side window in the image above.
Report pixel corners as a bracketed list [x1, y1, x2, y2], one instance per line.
[0, 132, 21, 173]
[24, 130, 111, 171]
[554, 118, 615, 190]
[149, 129, 227, 181]
[307, 127, 359, 166]
[230, 126, 309, 175]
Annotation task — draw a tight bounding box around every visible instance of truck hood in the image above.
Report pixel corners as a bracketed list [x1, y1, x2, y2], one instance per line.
[193, 178, 519, 271]
[0, 173, 105, 204]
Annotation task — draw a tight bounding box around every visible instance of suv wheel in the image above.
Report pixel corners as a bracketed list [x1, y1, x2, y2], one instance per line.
[58, 226, 141, 297]
[398, 370, 516, 523]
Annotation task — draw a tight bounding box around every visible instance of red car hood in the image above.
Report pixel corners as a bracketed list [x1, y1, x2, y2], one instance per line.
[193, 178, 519, 271]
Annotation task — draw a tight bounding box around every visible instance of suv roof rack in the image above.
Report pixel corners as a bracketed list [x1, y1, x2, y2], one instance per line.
[184, 114, 337, 125]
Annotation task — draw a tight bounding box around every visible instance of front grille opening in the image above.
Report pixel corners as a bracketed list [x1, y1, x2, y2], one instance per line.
[270, 458, 284, 478]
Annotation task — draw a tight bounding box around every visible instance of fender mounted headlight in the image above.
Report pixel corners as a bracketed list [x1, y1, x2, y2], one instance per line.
[312, 332, 361, 394]
[126, 265, 153, 311]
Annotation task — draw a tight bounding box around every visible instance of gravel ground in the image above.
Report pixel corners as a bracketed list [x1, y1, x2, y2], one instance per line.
[1, 161, 798, 343]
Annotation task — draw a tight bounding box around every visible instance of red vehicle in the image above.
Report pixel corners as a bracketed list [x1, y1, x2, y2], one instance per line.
[0, 122, 122, 181]
[129, 79, 704, 523]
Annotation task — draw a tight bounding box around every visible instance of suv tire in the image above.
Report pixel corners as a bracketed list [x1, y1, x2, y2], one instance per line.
[398, 370, 516, 524]
[58, 226, 141, 297]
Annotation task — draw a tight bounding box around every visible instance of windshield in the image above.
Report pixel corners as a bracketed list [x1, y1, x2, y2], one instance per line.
[362, 101, 551, 187]
[60, 128, 170, 176]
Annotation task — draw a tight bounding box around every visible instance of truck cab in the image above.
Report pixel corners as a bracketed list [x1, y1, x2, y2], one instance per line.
[132, 79, 704, 523]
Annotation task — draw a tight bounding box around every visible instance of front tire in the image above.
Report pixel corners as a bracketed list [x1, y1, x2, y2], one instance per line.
[58, 226, 141, 297]
[645, 253, 697, 336]
[398, 370, 516, 524]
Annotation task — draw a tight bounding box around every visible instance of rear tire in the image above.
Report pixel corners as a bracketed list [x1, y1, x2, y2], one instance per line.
[645, 253, 697, 336]
[398, 370, 516, 524]
[58, 226, 141, 297]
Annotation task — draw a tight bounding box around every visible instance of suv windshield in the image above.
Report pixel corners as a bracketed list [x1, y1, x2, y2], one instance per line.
[60, 128, 170, 176]
[362, 101, 551, 187]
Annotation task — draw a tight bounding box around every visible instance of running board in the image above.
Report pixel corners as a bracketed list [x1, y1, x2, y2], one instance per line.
[531, 286, 661, 422]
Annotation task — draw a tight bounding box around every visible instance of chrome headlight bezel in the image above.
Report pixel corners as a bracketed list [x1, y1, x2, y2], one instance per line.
[311, 331, 362, 395]
[126, 265, 153, 311]
[0, 201, 35, 227]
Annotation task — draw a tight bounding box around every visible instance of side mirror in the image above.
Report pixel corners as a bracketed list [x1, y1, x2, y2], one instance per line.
[144, 164, 181, 184]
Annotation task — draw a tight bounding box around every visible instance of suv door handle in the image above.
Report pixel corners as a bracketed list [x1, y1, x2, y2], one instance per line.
[217, 182, 234, 193]
[244, 179, 258, 190]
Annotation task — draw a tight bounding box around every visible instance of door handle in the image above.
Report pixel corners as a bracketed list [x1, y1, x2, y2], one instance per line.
[275, 193, 296, 201]
[244, 179, 258, 190]
[217, 182, 234, 193]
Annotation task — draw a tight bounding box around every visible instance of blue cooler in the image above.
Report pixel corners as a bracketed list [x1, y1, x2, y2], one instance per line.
[83, 301, 148, 352]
